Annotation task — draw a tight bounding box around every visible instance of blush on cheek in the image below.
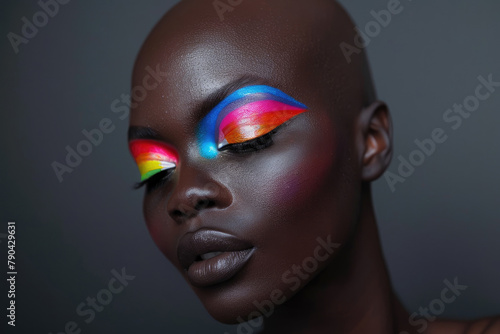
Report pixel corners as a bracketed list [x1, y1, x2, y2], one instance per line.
[265, 110, 339, 208]
[272, 151, 335, 207]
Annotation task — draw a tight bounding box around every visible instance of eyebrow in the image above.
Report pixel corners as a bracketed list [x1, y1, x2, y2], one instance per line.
[127, 75, 273, 142]
[128, 126, 161, 141]
[192, 75, 273, 123]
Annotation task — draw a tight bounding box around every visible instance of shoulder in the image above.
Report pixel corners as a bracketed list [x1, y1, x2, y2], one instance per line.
[426, 316, 500, 334]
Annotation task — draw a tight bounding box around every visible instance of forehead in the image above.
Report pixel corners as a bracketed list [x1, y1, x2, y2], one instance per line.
[128, 0, 362, 142]
[129, 12, 329, 128]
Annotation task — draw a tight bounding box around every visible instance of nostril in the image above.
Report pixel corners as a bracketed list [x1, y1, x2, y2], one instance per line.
[194, 198, 213, 211]
[169, 198, 217, 222]
[172, 210, 184, 218]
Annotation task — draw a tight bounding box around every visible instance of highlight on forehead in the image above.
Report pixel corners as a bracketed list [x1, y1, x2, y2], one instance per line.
[197, 85, 308, 158]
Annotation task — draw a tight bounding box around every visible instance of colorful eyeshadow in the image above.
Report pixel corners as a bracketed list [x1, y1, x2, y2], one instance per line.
[129, 139, 178, 181]
[218, 100, 306, 148]
[197, 85, 308, 158]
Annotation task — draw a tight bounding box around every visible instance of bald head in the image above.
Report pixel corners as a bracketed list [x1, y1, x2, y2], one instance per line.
[132, 0, 376, 126]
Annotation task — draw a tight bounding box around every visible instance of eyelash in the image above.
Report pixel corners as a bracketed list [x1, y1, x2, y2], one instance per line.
[219, 128, 277, 153]
[134, 122, 287, 191]
[134, 168, 175, 192]
[219, 121, 288, 154]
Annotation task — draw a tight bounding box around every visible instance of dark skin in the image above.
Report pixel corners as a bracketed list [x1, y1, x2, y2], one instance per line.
[128, 0, 500, 333]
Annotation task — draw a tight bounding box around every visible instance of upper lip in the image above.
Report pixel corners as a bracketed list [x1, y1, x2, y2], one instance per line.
[177, 229, 253, 270]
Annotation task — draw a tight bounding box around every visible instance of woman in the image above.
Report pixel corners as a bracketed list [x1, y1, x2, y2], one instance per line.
[127, 0, 499, 332]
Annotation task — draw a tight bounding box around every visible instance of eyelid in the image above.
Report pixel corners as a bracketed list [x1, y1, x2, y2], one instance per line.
[217, 99, 307, 149]
[134, 168, 173, 191]
[218, 123, 284, 154]
[129, 139, 178, 182]
[197, 85, 308, 159]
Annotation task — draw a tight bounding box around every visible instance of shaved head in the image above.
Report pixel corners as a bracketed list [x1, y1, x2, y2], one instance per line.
[132, 0, 376, 127]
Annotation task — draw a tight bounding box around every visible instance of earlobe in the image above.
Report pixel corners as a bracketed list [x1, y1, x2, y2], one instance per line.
[358, 101, 393, 181]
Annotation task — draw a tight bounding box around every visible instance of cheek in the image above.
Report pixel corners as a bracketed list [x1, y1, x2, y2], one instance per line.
[142, 194, 178, 262]
[232, 112, 355, 276]
[262, 115, 340, 215]
[269, 149, 334, 208]
[143, 197, 165, 246]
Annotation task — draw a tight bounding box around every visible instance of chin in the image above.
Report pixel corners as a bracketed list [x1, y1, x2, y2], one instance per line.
[189, 268, 290, 325]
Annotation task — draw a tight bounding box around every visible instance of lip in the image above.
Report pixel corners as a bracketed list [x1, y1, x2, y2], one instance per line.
[177, 229, 255, 287]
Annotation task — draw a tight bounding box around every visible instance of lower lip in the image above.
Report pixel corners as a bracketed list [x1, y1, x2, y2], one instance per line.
[187, 248, 255, 287]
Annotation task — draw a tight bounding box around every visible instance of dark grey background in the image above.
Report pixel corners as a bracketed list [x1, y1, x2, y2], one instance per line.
[1, 0, 499, 333]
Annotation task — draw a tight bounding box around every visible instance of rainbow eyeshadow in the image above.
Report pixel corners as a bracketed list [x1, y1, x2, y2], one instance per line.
[129, 139, 179, 181]
[197, 85, 308, 158]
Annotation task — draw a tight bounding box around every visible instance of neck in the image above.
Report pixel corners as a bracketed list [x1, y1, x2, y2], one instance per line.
[261, 186, 409, 334]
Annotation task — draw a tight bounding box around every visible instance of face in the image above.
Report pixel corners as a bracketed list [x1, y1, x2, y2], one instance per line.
[128, 15, 365, 323]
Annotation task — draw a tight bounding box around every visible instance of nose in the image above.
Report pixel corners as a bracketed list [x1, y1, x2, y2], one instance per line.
[166, 163, 232, 223]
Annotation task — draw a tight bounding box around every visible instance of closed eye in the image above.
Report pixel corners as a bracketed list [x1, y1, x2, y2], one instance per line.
[217, 101, 307, 151]
[218, 124, 283, 154]
[196, 85, 308, 159]
[129, 139, 179, 192]
[134, 168, 175, 192]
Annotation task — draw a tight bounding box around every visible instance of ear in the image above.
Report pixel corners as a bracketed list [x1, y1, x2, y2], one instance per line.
[357, 101, 393, 181]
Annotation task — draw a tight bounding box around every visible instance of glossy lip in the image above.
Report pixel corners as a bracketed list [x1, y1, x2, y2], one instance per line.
[177, 229, 255, 287]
